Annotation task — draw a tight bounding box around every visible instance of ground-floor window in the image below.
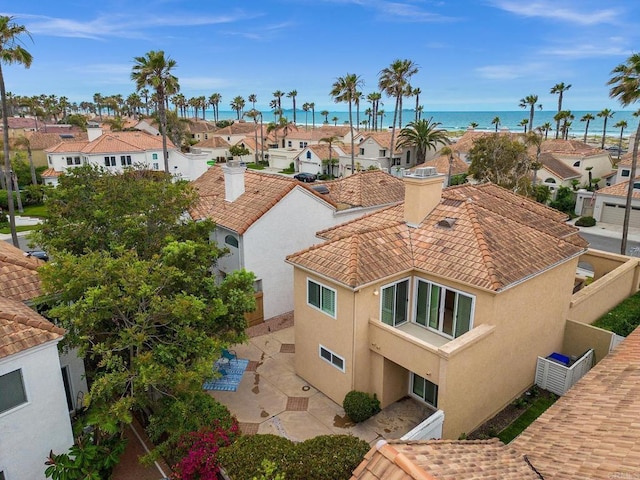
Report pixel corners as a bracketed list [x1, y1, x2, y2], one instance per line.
[0, 369, 28, 414]
[411, 372, 438, 408]
[319, 345, 345, 372]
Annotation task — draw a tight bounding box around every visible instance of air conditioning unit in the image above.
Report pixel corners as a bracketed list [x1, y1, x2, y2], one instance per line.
[414, 167, 437, 177]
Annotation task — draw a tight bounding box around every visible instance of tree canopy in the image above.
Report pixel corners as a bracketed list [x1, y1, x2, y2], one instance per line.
[467, 134, 530, 192]
[35, 165, 255, 428]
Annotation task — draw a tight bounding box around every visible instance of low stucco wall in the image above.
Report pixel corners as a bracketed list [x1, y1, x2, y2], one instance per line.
[567, 251, 640, 324]
[562, 319, 613, 364]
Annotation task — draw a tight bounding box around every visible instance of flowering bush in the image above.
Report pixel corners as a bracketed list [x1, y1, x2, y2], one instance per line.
[172, 420, 240, 480]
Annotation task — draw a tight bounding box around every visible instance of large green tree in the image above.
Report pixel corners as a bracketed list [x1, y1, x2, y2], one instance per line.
[467, 133, 530, 192]
[35, 165, 255, 429]
[397, 118, 450, 165]
[608, 53, 640, 255]
[131, 50, 179, 173]
[330, 73, 364, 174]
[0, 15, 32, 247]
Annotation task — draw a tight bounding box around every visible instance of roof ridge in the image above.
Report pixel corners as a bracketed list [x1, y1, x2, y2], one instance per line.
[348, 235, 360, 287]
[466, 201, 503, 290]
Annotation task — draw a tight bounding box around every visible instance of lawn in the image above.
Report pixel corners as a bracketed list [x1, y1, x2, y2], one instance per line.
[592, 290, 640, 337]
[497, 394, 557, 443]
[21, 204, 48, 218]
[0, 225, 38, 234]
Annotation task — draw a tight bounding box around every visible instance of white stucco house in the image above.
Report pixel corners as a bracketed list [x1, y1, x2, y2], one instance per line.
[189, 164, 405, 321]
[41, 127, 210, 185]
[0, 296, 74, 480]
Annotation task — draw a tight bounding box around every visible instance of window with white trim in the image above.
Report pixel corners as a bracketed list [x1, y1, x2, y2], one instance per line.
[152, 153, 158, 160]
[307, 279, 336, 318]
[381, 279, 409, 326]
[411, 373, 438, 407]
[225, 234, 239, 248]
[120, 155, 132, 166]
[622, 169, 630, 177]
[319, 345, 345, 372]
[0, 369, 27, 414]
[104, 156, 116, 167]
[415, 279, 473, 339]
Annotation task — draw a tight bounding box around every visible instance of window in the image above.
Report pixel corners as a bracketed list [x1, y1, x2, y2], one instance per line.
[359, 148, 365, 155]
[288, 141, 292, 147]
[152, 153, 158, 160]
[411, 373, 438, 407]
[379, 149, 387, 157]
[299, 142, 308, 148]
[66, 156, 73, 166]
[225, 234, 239, 248]
[622, 169, 630, 177]
[415, 279, 473, 339]
[153, 163, 159, 170]
[307, 279, 336, 318]
[573, 161, 581, 167]
[104, 156, 116, 167]
[48, 156, 52, 165]
[319, 345, 345, 372]
[120, 155, 132, 166]
[306, 151, 312, 159]
[381, 279, 409, 326]
[205, 134, 208, 140]
[406, 150, 411, 164]
[0, 369, 27, 414]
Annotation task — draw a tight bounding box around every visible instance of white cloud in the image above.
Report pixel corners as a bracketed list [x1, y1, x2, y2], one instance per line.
[488, 1, 621, 25]
[541, 44, 630, 59]
[475, 62, 548, 80]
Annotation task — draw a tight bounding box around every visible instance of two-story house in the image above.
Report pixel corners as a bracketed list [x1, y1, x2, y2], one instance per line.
[189, 165, 405, 322]
[287, 169, 589, 439]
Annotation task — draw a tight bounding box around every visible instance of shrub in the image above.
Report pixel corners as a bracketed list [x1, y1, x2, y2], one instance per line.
[218, 434, 296, 480]
[575, 216, 596, 227]
[0, 190, 20, 210]
[342, 390, 380, 423]
[218, 434, 369, 480]
[146, 392, 237, 464]
[593, 290, 640, 336]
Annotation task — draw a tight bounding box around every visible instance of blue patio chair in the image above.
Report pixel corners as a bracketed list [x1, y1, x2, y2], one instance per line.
[220, 348, 237, 366]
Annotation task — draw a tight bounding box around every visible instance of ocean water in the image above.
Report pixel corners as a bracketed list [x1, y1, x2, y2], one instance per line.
[207, 109, 639, 138]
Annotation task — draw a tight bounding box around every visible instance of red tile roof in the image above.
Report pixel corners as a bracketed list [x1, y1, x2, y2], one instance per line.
[45, 131, 175, 155]
[322, 170, 405, 209]
[290, 183, 586, 290]
[0, 241, 43, 301]
[0, 296, 64, 359]
[596, 177, 640, 199]
[412, 154, 468, 176]
[538, 152, 581, 180]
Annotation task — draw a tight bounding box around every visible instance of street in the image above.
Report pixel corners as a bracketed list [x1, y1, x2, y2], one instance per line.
[578, 231, 640, 257]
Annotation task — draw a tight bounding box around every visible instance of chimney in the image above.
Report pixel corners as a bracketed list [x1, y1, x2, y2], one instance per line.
[87, 126, 103, 142]
[223, 160, 247, 202]
[403, 167, 445, 227]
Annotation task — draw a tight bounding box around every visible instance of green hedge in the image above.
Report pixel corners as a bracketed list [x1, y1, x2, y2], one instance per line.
[592, 290, 640, 337]
[575, 216, 596, 227]
[343, 390, 381, 423]
[218, 434, 369, 480]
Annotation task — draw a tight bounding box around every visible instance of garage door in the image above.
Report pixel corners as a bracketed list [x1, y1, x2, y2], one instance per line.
[601, 203, 640, 228]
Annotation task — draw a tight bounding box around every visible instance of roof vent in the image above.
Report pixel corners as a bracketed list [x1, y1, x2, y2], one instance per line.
[437, 218, 457, 228]
[413, 166, 438, 178]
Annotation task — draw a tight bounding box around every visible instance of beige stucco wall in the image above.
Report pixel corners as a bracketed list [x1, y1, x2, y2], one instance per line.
[562, 319, 613, 364]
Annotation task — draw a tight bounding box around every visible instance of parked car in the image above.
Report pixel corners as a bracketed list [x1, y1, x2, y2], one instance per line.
[25, 250, 49, 262]
[294, 172, 317, 183]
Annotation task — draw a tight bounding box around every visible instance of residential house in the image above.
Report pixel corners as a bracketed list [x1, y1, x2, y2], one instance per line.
[19, 131, 88, 168]
[191, 136, 232, 163]
[582, 177, 640, 227]
[350, 323, 640, 479]
[409, 152, 469, 184]
[189, 165, 404, 321]
[449, 129, 514, 162]
[287, 169, 594, 439]
[42, 127, 210, 185]
[187, 120, 217, 142]
[294, 143, 347, 176]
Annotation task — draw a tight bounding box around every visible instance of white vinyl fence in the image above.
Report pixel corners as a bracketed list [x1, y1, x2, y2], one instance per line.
[401, 409, 444, 440]
[535, 349, 595, 396]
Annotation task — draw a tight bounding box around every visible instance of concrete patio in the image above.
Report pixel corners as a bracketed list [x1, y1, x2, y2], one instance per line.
[208, 324, 434, 445]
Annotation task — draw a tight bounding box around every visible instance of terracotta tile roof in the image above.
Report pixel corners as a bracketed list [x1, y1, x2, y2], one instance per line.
[0, 241, 43, 302]
[411, 154, 468, 176]
[540, 139, 603, 156]
[537, 152, 581, 180]
[596, 177, 640, 199]
[289, 183, 586, 290]
[351, 439, 539, 480]
[41, 168, 61, 178]
[305, 144, 332, 159]
[0, 295, 64, 359]
[189, 166, 336, 234]
[235, 137, 261, 152]
[45, 139, 90, 153]
[82, 131, 175, 153]
[4, 117, 37, 129]
[511, 326, 640, 479]
[188, 120, 216, 133]
[24, 131, 88, 150]
[287, 125, 351, 140]
[322, 170, 405, 209]
[213, 122, 260, 135]
[196, 137, 231, 148]
[616, 151, 634, 167]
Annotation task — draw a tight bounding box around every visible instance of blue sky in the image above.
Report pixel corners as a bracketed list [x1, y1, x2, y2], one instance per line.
[2, 0, 639, 112]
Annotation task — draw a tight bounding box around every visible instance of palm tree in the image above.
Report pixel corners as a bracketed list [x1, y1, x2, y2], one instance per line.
[287, 90, 297, 124]
[248, 93, 257, 110]
[379, 59, 419, 169]
[0, 16, 32, 247]
[412, 87, 421, 122]
[525, 131, 544, 187]
[272, 90, 284, 121]
[230, 96, 245, 119]
[353, 90, 362, 132]
[550, 82, 571, 138]
[519, 94, 540, 130]
[131, 50, 179, 173]
[608, 53, 640, 254]
[439, 146, 455, 186]
[597, 108, 615, 149]
[321, 110, 329, 124]
[243, 108, 261, 164]
[309, 102, 316, 129]
[331, 116, 338, 126]
[319, 135, 342, 177]
[540, 122, 552, 140]
[469, 122, 479, 129]
[209, 93, 221, 122]
[139, 88, 150, 116]
[613, 120, 628, 161]
[397, 118, 450, 165]
[491, 116, 501, 132]
[580, 113, 595, 143]
[367, 92, 382, 131]
[302, 102, 310, 129]
[519, 118, 529, 133]
[331, 73, 364, 174]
